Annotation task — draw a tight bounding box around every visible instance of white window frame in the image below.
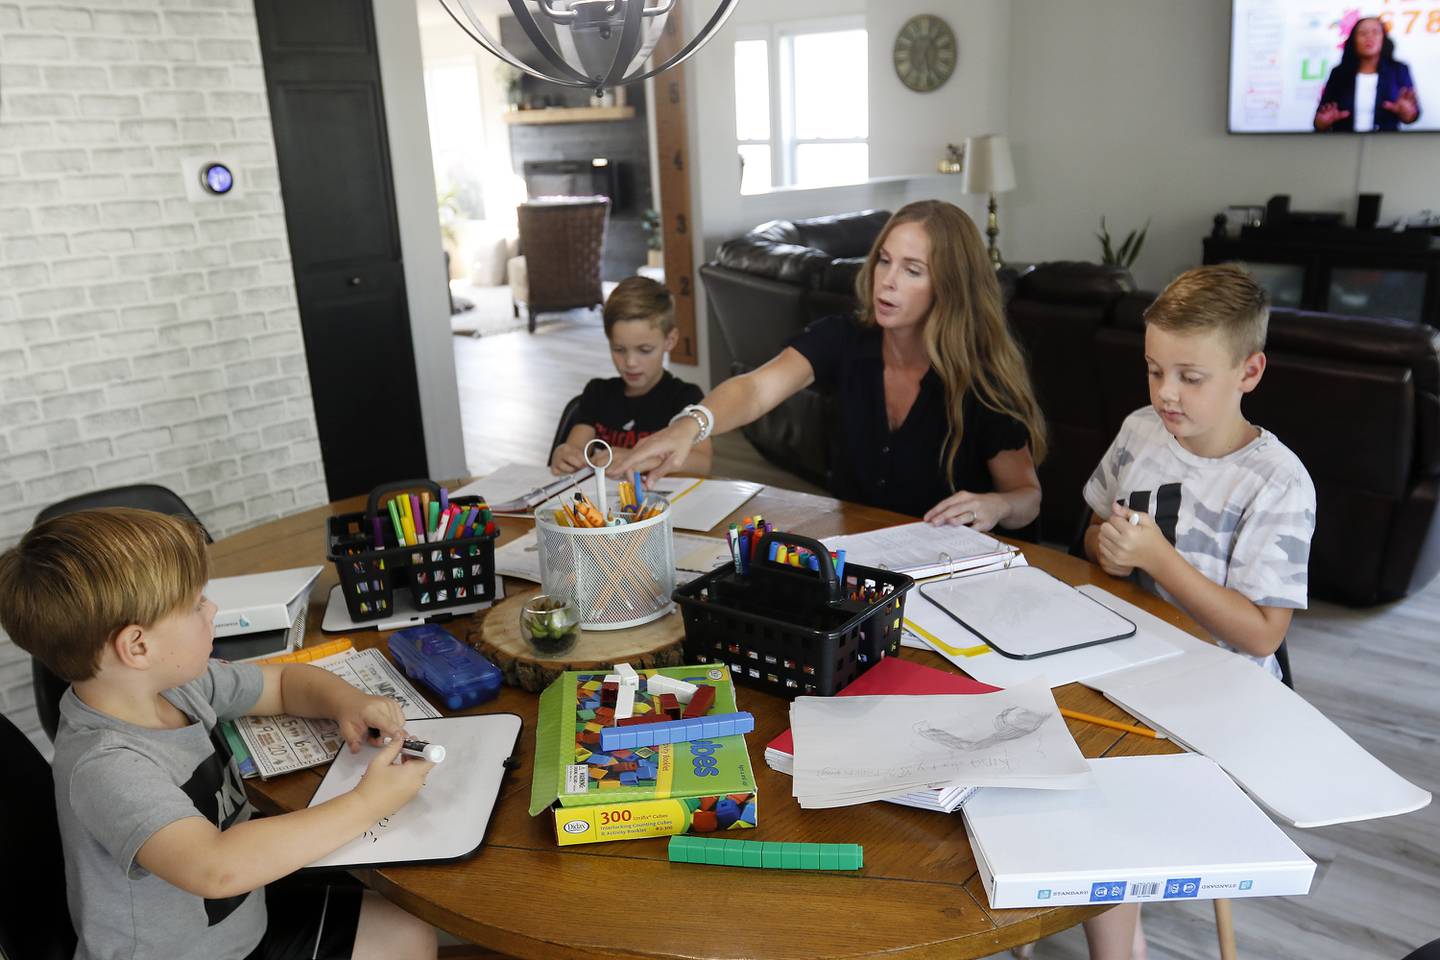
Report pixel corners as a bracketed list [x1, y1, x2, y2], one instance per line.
[735, 16, 867, 192]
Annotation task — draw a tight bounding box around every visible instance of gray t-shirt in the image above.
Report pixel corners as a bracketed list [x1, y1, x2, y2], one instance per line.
[1084, 407, 1316, 680]
[53, 660, 265, 960]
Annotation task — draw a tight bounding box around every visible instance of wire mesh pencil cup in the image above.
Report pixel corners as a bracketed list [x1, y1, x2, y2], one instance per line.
[534, 496, 676, 630]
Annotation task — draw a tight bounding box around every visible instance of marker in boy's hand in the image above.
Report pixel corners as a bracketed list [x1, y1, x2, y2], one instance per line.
[354, 736, 433, 816]
[338, 691, 407, 754]
[1096, 500, 1170, 578]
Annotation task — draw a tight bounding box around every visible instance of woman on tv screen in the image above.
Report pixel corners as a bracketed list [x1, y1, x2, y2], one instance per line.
[1314, 16, 1421, 131]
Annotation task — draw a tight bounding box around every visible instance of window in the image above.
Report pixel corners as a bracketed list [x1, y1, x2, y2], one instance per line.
[733, 21, 868, 195]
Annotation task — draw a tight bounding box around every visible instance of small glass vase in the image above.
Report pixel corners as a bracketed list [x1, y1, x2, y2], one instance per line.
[520, 595, 579, 656]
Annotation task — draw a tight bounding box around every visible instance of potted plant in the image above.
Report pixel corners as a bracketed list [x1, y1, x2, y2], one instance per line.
[1096, 216, 1149, 269]
[642, 208, 663, 268]
[497, 64, 523, 111]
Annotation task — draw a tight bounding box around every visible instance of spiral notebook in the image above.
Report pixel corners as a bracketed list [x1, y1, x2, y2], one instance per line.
[304, 713, 523, 870]
[822, 521, 1017, 580]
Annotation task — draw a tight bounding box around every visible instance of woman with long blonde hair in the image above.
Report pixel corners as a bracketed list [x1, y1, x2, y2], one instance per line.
[627, 200, 1045, 530]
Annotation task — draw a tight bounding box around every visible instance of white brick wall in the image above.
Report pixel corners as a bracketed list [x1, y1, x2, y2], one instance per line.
[0, 0, 330, 748]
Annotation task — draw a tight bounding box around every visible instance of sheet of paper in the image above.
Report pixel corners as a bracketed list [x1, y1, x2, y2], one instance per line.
[452, 463, 592, 513]
[672, 532, 733, 584]
[900, 563, 1183, 688]
[1078, 586, 1432, 828]
[234, 648, 441, 778]
[649, 477, 763, 532]
[789, 677, 1092, 808]
[823, 521, 1011, 578]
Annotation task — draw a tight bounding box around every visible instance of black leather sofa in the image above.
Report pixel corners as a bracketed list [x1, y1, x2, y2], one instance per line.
[701, 216, 1440, 605]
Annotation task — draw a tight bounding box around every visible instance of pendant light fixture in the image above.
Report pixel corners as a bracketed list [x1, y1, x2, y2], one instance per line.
[437, 0, 739, 95]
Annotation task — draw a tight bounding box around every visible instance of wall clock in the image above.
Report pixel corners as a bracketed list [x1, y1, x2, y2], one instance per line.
[893, 15, 957, 93]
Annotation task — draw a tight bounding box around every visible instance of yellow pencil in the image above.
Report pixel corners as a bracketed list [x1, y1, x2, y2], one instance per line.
[1059, 707, 1165, 740]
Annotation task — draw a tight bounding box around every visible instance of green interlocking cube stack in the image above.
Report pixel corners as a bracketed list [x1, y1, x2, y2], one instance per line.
[667, 836, 862, 871]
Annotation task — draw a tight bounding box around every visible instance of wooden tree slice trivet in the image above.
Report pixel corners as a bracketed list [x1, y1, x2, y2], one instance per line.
[467, 585, 686, 692]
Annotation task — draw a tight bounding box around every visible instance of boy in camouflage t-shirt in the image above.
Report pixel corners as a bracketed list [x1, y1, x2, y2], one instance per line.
[1078, 264, 1316, 958]
[1083, 264, 1315, 681]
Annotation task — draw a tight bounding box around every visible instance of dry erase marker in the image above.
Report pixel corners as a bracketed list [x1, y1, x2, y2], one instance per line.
[368, 728, 446, 763]
[400, 738, 446, 763]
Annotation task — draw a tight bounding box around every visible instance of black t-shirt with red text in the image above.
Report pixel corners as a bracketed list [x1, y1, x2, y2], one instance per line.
[573, 371, 703, 449]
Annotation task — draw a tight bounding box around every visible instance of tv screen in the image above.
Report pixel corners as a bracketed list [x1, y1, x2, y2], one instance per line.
[1229, 2, 1439, 133]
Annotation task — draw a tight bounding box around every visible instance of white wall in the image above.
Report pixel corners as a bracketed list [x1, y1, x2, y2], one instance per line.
[0, 0, 325, 747]
[374, 1, 467, 483]
[1005, 0, 1440, 291]
[681, 0, 1012, 385]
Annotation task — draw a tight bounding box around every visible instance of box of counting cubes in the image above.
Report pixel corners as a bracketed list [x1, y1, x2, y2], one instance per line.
[528, 664, 758, 846]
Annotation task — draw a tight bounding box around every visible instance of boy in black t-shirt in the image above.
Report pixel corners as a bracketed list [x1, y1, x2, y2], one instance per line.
[550, 277, 712, 475]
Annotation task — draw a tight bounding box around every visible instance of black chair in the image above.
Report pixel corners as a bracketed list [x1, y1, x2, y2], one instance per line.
[0, 712, 77, 960]
[1404, 939, 1440, 959]
[549, 394, 585, 462]
[30, 485, 212, 741]
[1064, 505, 1295, 689]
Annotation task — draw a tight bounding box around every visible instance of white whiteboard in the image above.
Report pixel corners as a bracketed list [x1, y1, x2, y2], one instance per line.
[304, 713, 522, 869]
[919, 566, 1135, 659]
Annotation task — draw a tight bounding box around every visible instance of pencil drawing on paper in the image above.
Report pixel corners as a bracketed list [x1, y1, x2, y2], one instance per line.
[912, 706, 1049, 751]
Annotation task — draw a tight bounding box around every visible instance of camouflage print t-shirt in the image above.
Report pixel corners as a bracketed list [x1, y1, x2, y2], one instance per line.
[1083, 407, 1316, 680]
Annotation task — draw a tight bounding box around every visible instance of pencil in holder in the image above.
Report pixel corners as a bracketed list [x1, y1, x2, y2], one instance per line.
[672, 530, 913, 697]
[325, 478, 499, 622]
[534, 495, 676, 630]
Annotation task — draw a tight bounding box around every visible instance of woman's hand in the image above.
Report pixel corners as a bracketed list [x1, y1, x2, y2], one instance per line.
[627, 418, 701, 484]
[1313, 101, 1350, 130]
[1095, 501, 1171, 576]
[1382, 86, 1419, 123]
[923, 491, 1009, 531]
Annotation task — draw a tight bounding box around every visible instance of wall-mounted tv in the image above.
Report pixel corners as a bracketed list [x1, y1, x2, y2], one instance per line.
[1229, 2, 1439, 133]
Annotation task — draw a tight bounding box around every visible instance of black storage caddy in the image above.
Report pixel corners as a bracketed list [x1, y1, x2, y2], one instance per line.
[672, 531, 913, 697]
[326, 479, 498, 622]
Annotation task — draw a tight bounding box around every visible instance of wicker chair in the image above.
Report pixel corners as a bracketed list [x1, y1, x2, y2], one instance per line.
[512, 197, 610, 333]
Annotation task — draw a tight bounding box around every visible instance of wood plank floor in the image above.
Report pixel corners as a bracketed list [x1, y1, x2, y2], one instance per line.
[453, 318, 1439, 960]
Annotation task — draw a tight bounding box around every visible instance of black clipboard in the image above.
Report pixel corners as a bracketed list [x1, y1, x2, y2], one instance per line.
[302, 713, 522, 870]
[918, 566, 1136, 660]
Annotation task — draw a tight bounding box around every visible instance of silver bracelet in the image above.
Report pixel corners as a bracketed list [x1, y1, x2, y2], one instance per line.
[669, 403, 714, 445]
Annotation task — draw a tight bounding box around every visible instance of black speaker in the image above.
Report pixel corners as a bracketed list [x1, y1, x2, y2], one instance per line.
[1357, 193, 1382, 229]
[1266, 194, 1291, 227]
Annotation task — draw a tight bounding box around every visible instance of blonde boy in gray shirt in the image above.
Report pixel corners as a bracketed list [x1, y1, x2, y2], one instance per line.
[0, 508, 440, 960]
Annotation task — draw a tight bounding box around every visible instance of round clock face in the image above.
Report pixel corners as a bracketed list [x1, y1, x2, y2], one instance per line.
[893, 15, 957, 93]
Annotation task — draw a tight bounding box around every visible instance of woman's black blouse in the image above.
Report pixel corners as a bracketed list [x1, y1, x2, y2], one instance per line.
[788, 315, 1030, 519]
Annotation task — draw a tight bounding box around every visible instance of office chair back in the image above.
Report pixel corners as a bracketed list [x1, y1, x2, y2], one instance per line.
[29, 485, 212, 741]
[550, 394, 585, 461]
[0, 713, 77, 960]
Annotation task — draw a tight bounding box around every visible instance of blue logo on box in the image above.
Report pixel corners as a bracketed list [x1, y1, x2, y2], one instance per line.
[1036, 889, 1051, 900]
[1164, 878, 1201, 899]
[1239, 880, 1253, 891]
[1089, 881, 1126, 902]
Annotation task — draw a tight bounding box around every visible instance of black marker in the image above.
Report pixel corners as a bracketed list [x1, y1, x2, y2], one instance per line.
[367, 728, 446, 763]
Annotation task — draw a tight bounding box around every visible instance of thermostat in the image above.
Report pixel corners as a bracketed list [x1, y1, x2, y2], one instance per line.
[180, 155, 245, 202]
[201, 162, 234, 195]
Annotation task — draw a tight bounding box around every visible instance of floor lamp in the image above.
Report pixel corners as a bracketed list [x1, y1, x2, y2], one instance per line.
[961, 135, 1016, 268]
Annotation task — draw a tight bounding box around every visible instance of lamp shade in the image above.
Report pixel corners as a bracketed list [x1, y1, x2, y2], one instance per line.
[961, 134, 1016, 194]
[439, 0, 738, 94]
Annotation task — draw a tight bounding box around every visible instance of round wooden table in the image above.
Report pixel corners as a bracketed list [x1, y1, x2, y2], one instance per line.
[223, 484, 1191, 959]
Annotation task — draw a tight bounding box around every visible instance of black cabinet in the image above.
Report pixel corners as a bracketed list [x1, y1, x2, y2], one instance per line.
[1203, 228, 1440, 328]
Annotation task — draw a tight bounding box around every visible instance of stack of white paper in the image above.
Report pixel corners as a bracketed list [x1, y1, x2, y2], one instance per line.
[964, 754, 1315, 909]
[452, 463, 594, 514]
[764, 747, 976, 813]
[789, 678, 1092, 808]
[1078, 586, 1433, 829]
[647, 476, 764, 532]
[822, 521, 1016, 579]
